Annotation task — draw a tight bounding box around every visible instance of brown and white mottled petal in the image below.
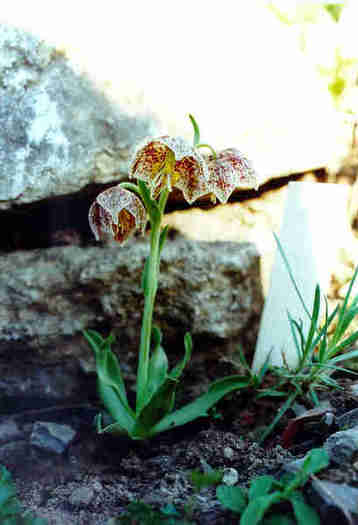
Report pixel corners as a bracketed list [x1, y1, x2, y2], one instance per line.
[206, 158, 237, 204]
[129, 135, 210, 202]
[173, 156, 211, 204]
[129, 137, 168, 184]
[88, 186, 146, 244]
[216, 148, 260, 191]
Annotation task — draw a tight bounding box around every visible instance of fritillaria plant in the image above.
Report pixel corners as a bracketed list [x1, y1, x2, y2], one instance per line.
[84, 116, 259, 440]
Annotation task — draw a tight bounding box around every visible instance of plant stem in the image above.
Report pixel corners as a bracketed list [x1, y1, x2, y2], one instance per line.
[136, 190, 169, 414]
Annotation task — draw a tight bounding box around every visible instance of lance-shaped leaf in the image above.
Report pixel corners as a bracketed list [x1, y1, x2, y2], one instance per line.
[130, 136, 210, 204]
[89, 185, 146, 243]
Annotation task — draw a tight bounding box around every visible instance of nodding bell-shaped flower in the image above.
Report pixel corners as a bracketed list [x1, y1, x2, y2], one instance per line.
[130, 136, 210, 204]
[206, 148, 260, 204]
[89, 186, 146, 244]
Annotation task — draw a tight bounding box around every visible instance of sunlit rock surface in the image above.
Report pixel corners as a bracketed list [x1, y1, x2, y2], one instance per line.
[0, 25, 158, 209]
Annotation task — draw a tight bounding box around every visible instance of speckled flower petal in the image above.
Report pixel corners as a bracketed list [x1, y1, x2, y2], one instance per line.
[89, 186, 146, 244]
[173, 156, 211, 204]
[129, 138, 168, 185]
[130, 136, 209, 202]
[206, 148, 260, 203]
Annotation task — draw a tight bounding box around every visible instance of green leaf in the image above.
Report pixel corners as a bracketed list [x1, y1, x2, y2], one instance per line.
[304, 285, 321, 357]
[159, 225, 169, 255]
[189, 469, 223, 492]
[289, 491, 321, 525]
[97, 384, 136, 435]
[329, 335, 358, 360]
[257, 350, 273, 384]
[240, 493, 281, 525]
[285, 448, 329, 493]
[324, 3, 344, 23]
[145, 345, 169, 402]
[248, 476, 275, 500]
[188, 114, 200, 146]
[216, 485, 247, 514]
[301, 448, 329, 476]
[149, 375, 251, 436]
[83, 331, 136, 436]
[169, 332, 192, 381]
[259, 393, 297, 444]
[84, 330, 130, 411]
[135, 377, 178, 434]
[135, 334, 194, 435]
[151, 325, 163, 350]
[332, 266, 358, 345]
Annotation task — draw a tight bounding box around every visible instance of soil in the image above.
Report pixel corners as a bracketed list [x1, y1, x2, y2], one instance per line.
[4, 362, 358, 525]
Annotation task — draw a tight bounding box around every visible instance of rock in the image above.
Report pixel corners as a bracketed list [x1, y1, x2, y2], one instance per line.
[0, 237, 262, 358]
[0, 24, 158, 209]
[307, 479, 358, 524]
[69, 486, 95, 507]
[223, 447, 235, 460]
[324, 427, 358, 465]
[336, 408, 358, 430]
[0, 359, 89, 407]
[0, 440, 29, 470]
[0, 420, 21, 444]
[222, 468, 238, 486]
[30, 421, 76, 454]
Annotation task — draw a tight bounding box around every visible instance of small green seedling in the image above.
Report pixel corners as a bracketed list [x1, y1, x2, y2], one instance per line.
[216, 447, 329, 525]
[110, 501, 193, 525]
[0, 465, 47, 525]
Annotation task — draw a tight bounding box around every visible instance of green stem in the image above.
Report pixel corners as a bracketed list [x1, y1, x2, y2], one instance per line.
[196, 143, 217, 158]
[136, 189, 169, 414]
[119, 182, 143, 198]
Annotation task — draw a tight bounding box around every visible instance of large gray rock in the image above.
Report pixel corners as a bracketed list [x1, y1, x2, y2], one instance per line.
[0, 24, 158, 209]
[0, 237, 262, 358]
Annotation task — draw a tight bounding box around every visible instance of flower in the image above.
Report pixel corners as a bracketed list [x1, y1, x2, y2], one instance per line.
[206, 148, 260, 203]
[130, 136, 210, 204]
[89, 186, 146, 243]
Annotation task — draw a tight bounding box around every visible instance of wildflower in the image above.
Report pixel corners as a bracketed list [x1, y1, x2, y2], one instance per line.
[130, 136, 210, 204]
[89, 186, 146, 243]
[206, 148, 260, 203]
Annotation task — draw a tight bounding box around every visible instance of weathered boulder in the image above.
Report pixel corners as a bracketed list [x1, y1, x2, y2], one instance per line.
[0, 237, 262, 354]
[0, 24, 158, 209]
[0, 237, 262, 403]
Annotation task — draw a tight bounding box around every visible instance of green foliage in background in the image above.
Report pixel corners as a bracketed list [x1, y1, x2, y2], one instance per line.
[216, 448, 328, 525]
[0, 466, 47, 525]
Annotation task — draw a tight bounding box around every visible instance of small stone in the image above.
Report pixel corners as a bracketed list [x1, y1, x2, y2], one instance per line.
[349, 383, 358, 399]
[308, 479, 358, 522]
[222, 468, 239, 486]
[337, 408, 358, 430]
[31, 421, 76, 455]
[223, 446, 234, 460]
[69, 486, 95, 506]
[324, 427, 358, 466]
[0, 419, 21, 444]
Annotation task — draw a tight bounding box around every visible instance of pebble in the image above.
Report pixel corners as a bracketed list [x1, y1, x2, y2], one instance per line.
[336, 408, 358, 430]
[0, 419, 21, 444]
[69, 486, 95, 506]
[308, 479, 358, 523]
[222, 468, 239, 486]
[31, 421, 76, 455]
[223, 446, 234, 460]
[324, 427, 358, 466]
